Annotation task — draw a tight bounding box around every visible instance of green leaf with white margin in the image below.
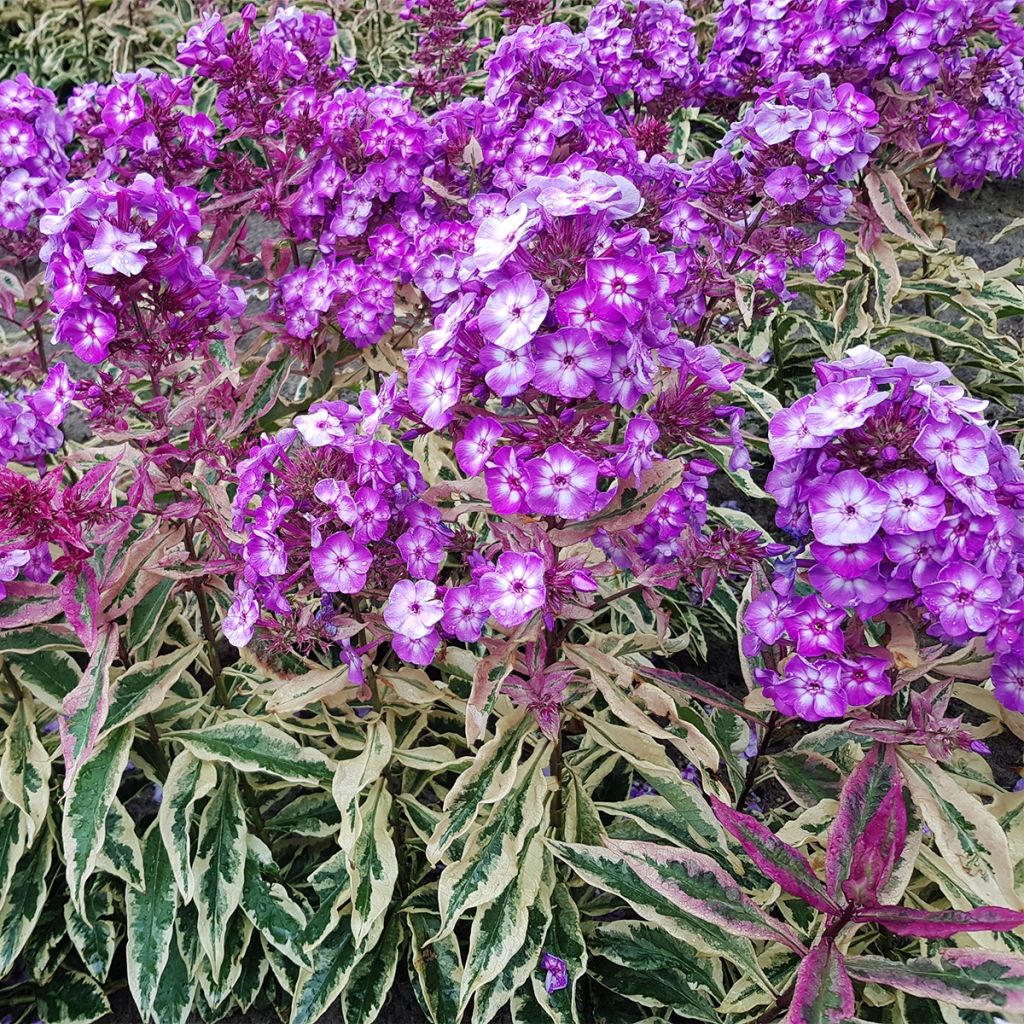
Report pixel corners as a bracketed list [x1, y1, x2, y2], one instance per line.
[193, 766, 247, 975]
[127, 576, 176, 652]
[103, 642, 201, 736]
[342, 911, 404, 1024]
[290, 912, 383, 1024]
[62, 723, 133, 912]
[241, 835, 310, 967]
[406, 892, 463, 1024]
[426, 709, 532, 863]
[126, 822, 178, 1018]
[171, 716, 334, 787]
[0, 827, 52, 975]
[0, 798, 27, 909]
[0, 696, 50, 843]
[437, 740, 549, 937]
[302, 847, 351, 951]
[152, 903, 199, 1024]
[472, 862, 555, 1024]
[65, 882, 118, 981]
[159, 750, 217, 901]
[198, 910, 253, 1010]
[95, 796, 144, 890]
[333, 717, 393, 853]
[59, 622, 118, 790]
[460, 833, 546, 1010]
[536, 881, 587, 1024]
[35, 970, 110, 1024]
[586, 919, 723, 1021]
[7, 649, 80, 711]
[351, 778, 399, 944]
[547, 839, 773, 991]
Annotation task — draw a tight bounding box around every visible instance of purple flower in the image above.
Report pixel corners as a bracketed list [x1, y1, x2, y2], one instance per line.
[311, 532, 373, 594]
[392, 629, 440, 666]
[442, 585, 488, 642]
[795, 111, 856, 165]
[224, 588, 259, 648]
[540, 952, 568, 995]
[880, 470, 947, 534]
[993, 655, 1024, 714]
[808, 469, 887, 545]
[913, 419, 989, 478]
[480, 551, 546, 628]
[478, 273, 549, 351]
[789, 595, 846, 657]
[408, 356, 460, 429]
[397, 526, 445, 580]
[745, 590, 790, 645]
[56, 304, 117, 364]
[804, 229, 845, 282]
[485, 447, 528, 515]
[525, 444, 598, 519]
[384, 579, 444, 639]
[585, 258, 651, 325]
[533, 330, 610, 399]
[83, 219, 155, 277]
[455, 417, 503, 476]
[764, 165, 810, 206]
[805, 377, 886, 435]
[923, 565, 1002, 636]
[773, 656, 846, 721]
[888, 11, 933, 55]
[839, 654, 892, 706]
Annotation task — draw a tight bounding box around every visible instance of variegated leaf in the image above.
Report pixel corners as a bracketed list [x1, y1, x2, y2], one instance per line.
[0, 797, 26, 909]
[787, 942, 854, 1024]
[171, 717, 334, 787]
[0, 696, 50, 843]
[95, 796, 144, 890]
[193, 766, 247, 975]
[427, 709, 532, 863]
[847, 949, 1024, 1013]
[342, 911, 404, 1024]
[152, 904, 199, 1024]
[437, 741, 548, 937]
[538, 880, 587, 1024]
[241, 836, 310, 967]
[102, 642, 201, 736]
[461, 833, 546, 1010]
[159, 750, 216, 901]
[126, 822, 178, 1018]
[333, 718, 393, 853]
[65, 883, 118, 982]
[59, 623, 118, 789]
[350, 778, 399, 944]
[0, 828, 52, 975]
[35, 970, 110, 1024]
[407, 893, 463, 1024]
[62, 723, 133, 912]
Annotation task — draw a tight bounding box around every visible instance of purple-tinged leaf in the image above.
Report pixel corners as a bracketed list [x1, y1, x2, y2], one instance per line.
[786, 942, 854, 1024]
[0, 582, 61, 629]
[855, 904, 1024, 939]
[847, 949, 1024, 1012]
[58, 623, 118, 791]
[608, 838, 807, 954]
[709, 796, 836, 913]
[825, 745, 904, 904]
[59, 565, 103, 653]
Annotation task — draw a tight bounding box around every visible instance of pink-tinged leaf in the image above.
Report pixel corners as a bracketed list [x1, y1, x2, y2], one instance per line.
[787, 942, 854, 1024]
[826, 744, 904, 904]
[847, 950, 1024, 1013]
[608, 838, 807, 954]
[0, 582, 61, 629]
[856, 905, 1024, 939]
[59, 565, 104, 653]
[59, 623, 118, 791]
[709, 796, 836, 913]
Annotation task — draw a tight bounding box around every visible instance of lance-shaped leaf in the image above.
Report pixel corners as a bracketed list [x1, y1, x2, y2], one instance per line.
[855, 904, 1024, 939]
[171, 717, 334, 787]
[59, 565, 104, 653]
[406, 895, 463, 1024]
[126, 823, 178, 1019]
[548, 838, 772, 989]
[35, 970, 110, 1024]
[342, 912, 403, 1024]
[152, 907, 198, 1024]
[350, 778, 399, 944]
[846, 949, 1024, 1013]
[103, 642, 201, 735]
[65, 883, 118, 982]
[608, 838, 806, 954]
[63, 723, 134, 912]
[193, 767, 247, 975]
[96, 796, 144, 890]
[538, 880, 588, 1024]
[0, 828, 52, 975]
[426, 709, 531, 863]
[333, 718, 393, 854]
[787, 941, 854, 1024]
[59, 623, 118, 789]
[826, 744, 904, 904]
[709, 796, 835, 913]
[159, 751, 217, 901]
[241, 837, 310, 967]
[290, 913, 371, 1024]
[0, 697, 50, 843]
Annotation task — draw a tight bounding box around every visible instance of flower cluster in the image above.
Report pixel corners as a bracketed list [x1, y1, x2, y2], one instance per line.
[0, 362, 73, 469]
[704, 0, 1024, 187]
[745, 347, 1024, 718]
[0, 74, 71, 239]
[38, 173, 244, 369]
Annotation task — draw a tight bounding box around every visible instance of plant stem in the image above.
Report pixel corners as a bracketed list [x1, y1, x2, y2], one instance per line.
[736, 710, 778, 813]
[183, 528, 227, 705]
[0, 662, 22, 703]
[549, 730, 564, 840]
[145, 713, 170, 779]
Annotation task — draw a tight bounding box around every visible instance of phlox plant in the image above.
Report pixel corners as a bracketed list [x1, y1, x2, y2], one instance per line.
[0, 3, 1022, 1024]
